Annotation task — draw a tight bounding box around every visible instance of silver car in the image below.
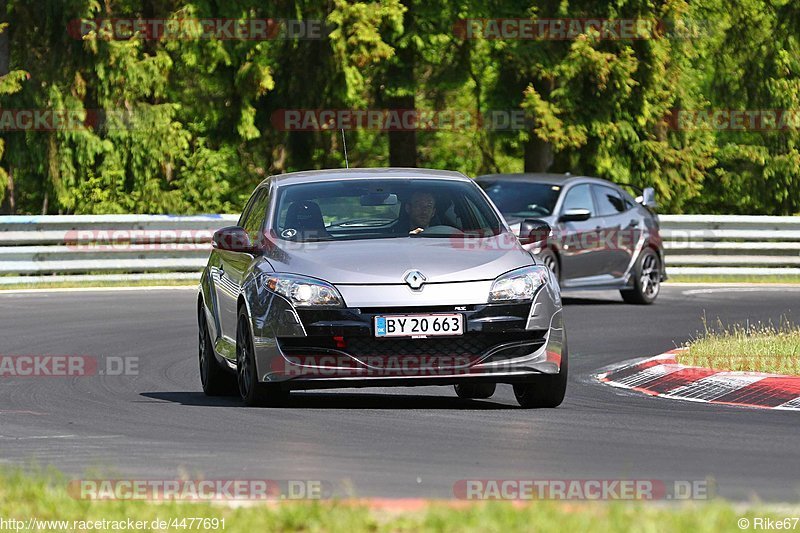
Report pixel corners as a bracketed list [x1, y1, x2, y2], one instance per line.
[198, 168, 566, 408]
[477, 173, 666, 304]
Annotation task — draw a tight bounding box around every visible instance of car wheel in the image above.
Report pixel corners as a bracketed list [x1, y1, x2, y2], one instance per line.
[236, 309, 289, 407]
[538, 248, 560, 282]
[454, 383, 496, 399]
[512, 351, 568, 408]
[620, 247, 661, 305]
[198, 307, 236, 396]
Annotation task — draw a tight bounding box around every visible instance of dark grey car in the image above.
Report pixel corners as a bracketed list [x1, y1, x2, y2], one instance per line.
[476, 173, 666, 304]
[198, 168, 567, 408]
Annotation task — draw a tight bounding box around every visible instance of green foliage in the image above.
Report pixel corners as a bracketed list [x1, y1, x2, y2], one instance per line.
[0, 0, 797, 214]
[0, 21, 28, 205]
[690, 0, 800, 214]
[328, 0, 405, 104]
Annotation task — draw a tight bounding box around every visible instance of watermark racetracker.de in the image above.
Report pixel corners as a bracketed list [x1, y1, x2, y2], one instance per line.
[454, 478, 715, 500]
[667, 109, 800, 131]
[271, 108, 532, 131]
[453, 17, 720, 40]
[68, 479, 332, 501]
[64, 229, 213, 252]
[68, 18, 329, 40]
[0, 355, 138, 377]
[0, 516, 226, 531]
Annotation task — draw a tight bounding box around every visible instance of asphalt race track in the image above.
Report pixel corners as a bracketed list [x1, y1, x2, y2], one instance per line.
[0, 285, 798, 501]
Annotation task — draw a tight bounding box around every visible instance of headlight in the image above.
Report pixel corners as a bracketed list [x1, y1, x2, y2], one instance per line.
[488, 266, 549, 303]
[265, 274, 344, 307]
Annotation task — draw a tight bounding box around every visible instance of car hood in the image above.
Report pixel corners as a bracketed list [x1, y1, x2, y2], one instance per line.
[264, 233, 533, 284]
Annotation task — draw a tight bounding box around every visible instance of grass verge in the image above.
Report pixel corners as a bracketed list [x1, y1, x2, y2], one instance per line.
[679, 319, 800, 375]
[1, 469, 798, 532]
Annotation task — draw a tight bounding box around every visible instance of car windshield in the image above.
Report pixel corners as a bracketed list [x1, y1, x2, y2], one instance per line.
[479, 180, 561, 218]
[272, 178, 503, 242]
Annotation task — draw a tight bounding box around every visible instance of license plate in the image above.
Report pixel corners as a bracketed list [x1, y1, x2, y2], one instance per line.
[374, 314, 464, 338]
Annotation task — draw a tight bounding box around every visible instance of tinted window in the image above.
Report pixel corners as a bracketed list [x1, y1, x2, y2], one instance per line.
[593, 185, 626, 216]
[479, 180, 561, 217]
[616, 185, 640, 210]
[561, 184, 594, 216]
[623, 195, 636, 210]
[237, 190, 259, 227]
[273, 179, 503, 242]
[308, 195, 400, 227]
[242, 187, 270, 243]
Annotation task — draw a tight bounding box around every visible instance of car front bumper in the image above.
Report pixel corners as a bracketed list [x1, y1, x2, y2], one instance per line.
[247, 283, 566, 387]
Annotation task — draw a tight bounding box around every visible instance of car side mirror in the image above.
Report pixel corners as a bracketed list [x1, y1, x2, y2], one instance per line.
[518, 219, 551, 246]
[558, 208, 591, 222]
[212, 226, 256, 253]
[637, 187, 657, 208]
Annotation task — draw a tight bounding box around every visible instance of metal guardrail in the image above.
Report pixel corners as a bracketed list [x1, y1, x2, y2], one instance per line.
[0, 214, 798, 284]
[660, 215, 800, 276]
[0, 215, 237, 285]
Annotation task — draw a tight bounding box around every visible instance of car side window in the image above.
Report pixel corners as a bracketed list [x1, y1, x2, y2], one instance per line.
[592, 185, 626, 216]
[622, 194, 636, 211]
[561, 184, 594, 217]
[241, 187, 270, 244]
[458, 194, 497, 232]
[237, 191, 258, 227]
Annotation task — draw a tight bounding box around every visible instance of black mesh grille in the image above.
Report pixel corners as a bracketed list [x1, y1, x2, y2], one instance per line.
[280, 331, 544, 359]
[347, 335, 492, 358]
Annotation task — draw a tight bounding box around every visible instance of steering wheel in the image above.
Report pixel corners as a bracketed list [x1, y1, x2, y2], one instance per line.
[413, 225, 464, 236]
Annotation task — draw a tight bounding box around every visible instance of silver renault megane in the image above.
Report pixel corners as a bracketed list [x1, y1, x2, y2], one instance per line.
[197, 168, 566, 408]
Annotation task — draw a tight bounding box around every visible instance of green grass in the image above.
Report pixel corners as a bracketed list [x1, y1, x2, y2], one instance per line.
[1, 469, 798, 532]
[667, 275, 800, 284]
[679, 318, 800, 375]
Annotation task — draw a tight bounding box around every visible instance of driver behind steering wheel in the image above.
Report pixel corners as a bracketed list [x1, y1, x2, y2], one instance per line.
[405, 191, 437, 234]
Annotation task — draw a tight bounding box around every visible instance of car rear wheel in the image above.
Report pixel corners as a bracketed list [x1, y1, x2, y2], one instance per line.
[198, 307, 236, 396]
[620, 247, 661, 305]
[454, 383, 496, 399]
[512, 352, 568, 408]
[236, 309, 289, 407]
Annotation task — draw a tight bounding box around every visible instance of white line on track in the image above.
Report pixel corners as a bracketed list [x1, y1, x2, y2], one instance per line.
[682, 287, 800, 295]
[0, 435, 121, 440]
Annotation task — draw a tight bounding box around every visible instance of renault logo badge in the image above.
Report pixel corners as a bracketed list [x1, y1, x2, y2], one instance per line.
[403, 270, 426, 290]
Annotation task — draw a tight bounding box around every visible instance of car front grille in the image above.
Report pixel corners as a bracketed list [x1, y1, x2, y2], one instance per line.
[279, 331, 544, 360]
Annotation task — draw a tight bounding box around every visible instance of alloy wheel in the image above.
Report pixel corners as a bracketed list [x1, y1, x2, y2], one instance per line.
[236, 317, 253, 399]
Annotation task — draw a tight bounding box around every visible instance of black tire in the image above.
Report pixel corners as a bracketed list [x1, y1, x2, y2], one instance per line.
[620, 247, 661, 305]
[513, 351, 568, 408]
[236, 308, 289, 407]
[538, 248, 560, 282]
[198, 307, 237, 396]
[454, 382, 497, 399]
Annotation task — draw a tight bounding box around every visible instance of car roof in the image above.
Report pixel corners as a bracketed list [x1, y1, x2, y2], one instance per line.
[262, 167, 471, 187]
[476, 172, 608, 187]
